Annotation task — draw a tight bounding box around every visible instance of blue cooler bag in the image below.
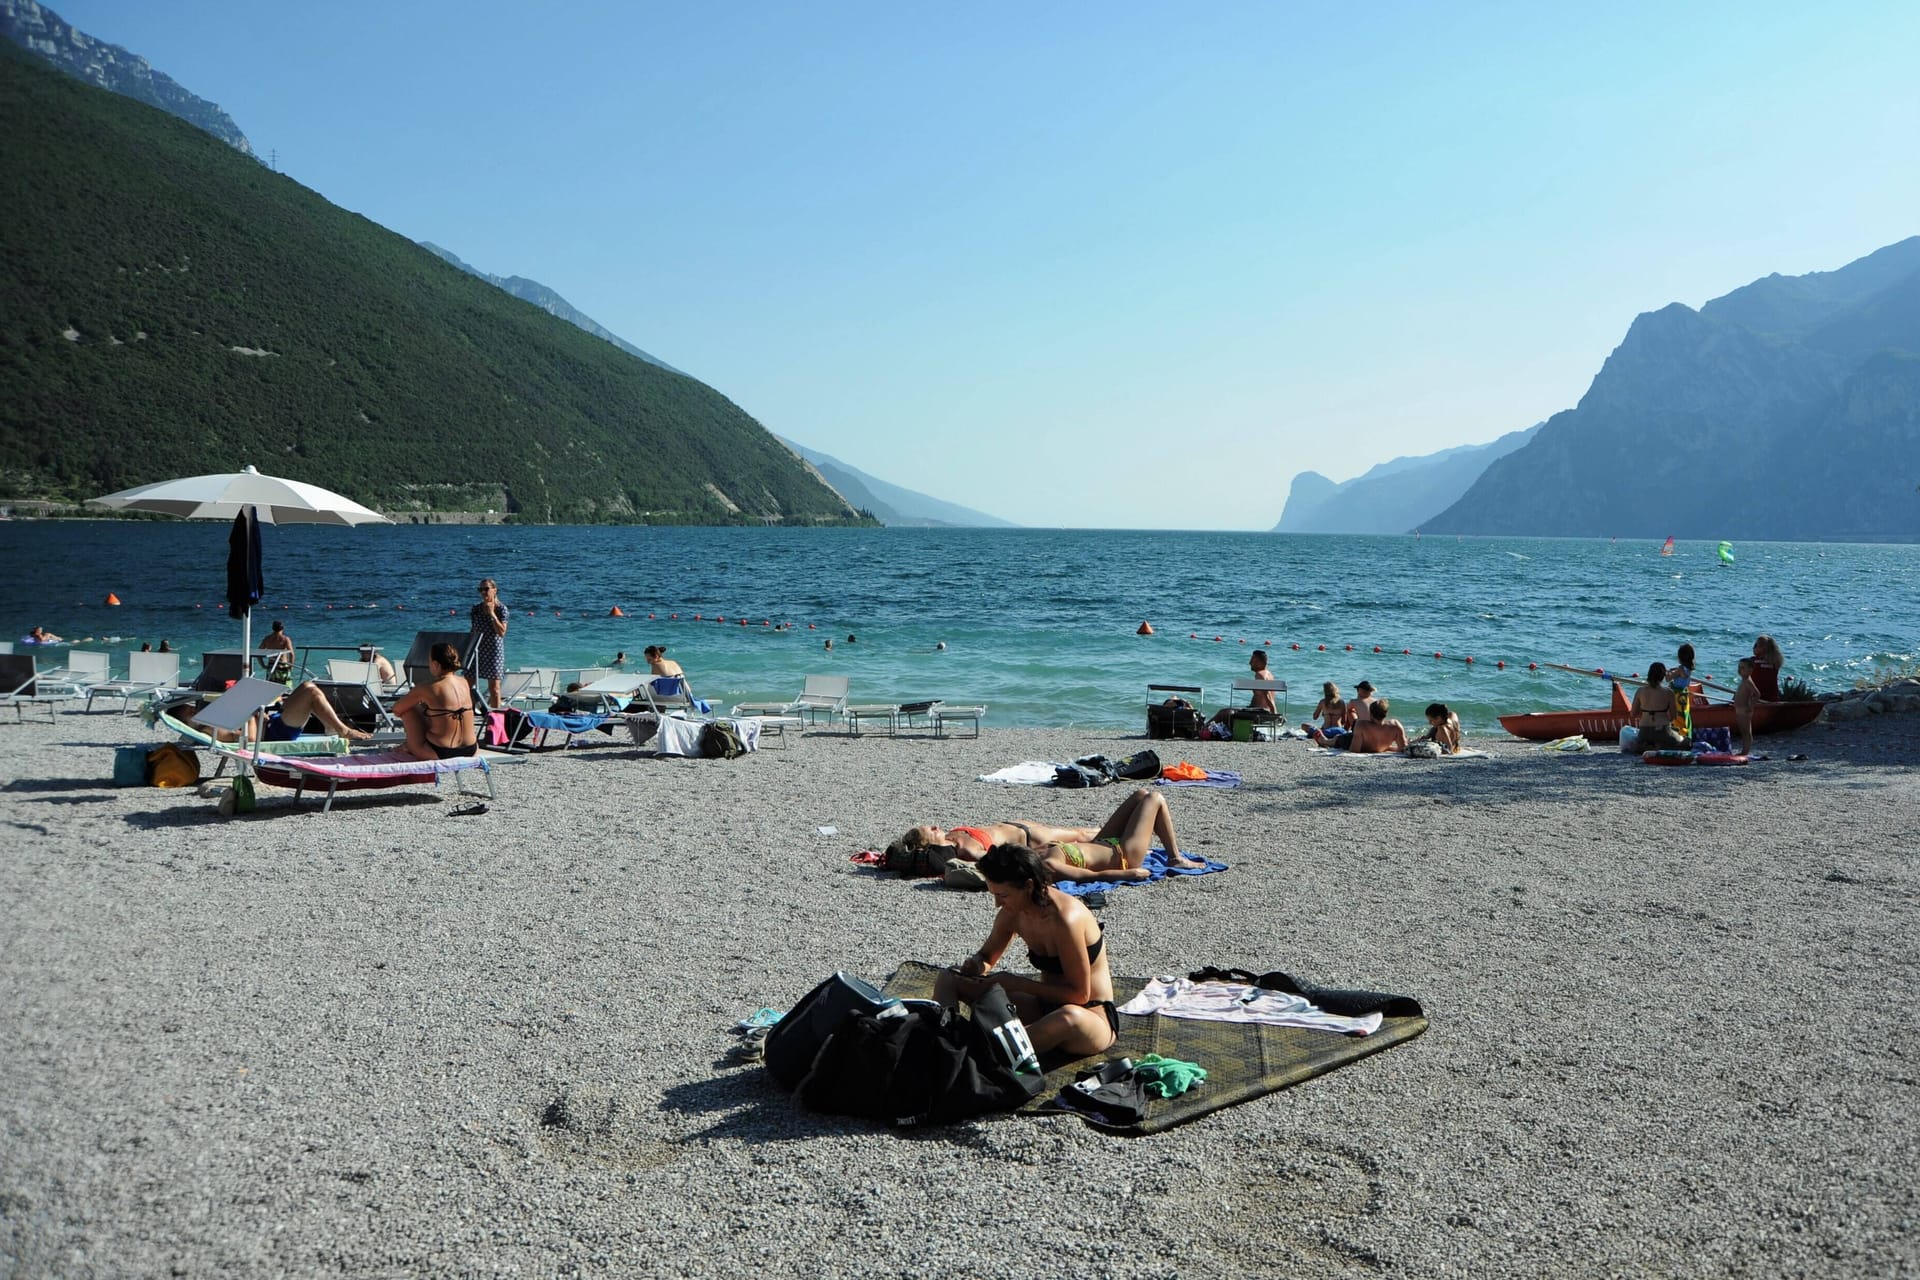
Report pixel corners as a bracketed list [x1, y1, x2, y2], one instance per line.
[113, 745, 150, 786]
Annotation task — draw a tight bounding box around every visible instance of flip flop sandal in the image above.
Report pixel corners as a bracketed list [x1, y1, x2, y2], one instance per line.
[449, 802, 489, 817]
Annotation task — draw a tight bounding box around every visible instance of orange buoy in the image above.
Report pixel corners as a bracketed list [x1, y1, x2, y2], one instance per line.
[104, 592, 121, 606]
[610, 606, 625, 617]
[1136, 621, 1154, 636]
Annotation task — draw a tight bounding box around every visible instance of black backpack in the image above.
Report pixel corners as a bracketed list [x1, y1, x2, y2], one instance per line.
[699, 720, 747, 759]
[793, 992, 1044, 1127]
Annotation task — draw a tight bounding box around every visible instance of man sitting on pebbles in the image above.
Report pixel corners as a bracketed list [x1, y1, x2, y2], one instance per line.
[1347, 698, 1410, 754]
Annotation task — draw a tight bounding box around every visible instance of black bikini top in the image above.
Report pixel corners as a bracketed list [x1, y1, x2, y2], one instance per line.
[1030, 925, 1104, 974]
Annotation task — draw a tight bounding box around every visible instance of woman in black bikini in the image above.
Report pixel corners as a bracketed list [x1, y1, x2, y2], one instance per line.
[392, 642, 478, 762]
[885, 789, 1202, 882]
[934, 844, 1118, 1057]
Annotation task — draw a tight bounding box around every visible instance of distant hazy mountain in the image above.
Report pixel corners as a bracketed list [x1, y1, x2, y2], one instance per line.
[1273, 425, 1543, 533]
[1424, 237, 1920, 541]
[1, 0, 254, 155]
[419, 242, 685, 376]
[778, 438, 1016, 527]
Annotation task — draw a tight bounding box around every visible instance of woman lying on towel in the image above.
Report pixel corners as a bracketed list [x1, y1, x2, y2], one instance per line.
[935, 844, 1119, 1056]
[887, 788, 1204, 882]
[391, 642, 479, 761]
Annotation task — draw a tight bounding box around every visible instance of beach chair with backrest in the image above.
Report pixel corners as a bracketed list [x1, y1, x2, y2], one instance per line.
[87, 651, 183, 714]
[1, 654, 75, 722]
[41, 650, 110, 690]
[738, 674, 849, 726]
[401, 630, 478, 692]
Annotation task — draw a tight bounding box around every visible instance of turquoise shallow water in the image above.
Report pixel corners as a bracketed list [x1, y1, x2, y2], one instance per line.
[4, 523, 1916, 732]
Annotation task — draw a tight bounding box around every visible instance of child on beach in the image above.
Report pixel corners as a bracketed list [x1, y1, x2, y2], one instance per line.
[1733, 657, 1760, 755]
[1420, 703, 1463, 754]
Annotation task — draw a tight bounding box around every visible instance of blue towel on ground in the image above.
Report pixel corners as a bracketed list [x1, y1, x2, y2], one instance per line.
[1054, 848, 1230, 897]
[1158, 769, 1242, 789]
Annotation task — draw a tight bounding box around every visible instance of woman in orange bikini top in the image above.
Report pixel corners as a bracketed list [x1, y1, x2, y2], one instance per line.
[885, 789, 1204, 883]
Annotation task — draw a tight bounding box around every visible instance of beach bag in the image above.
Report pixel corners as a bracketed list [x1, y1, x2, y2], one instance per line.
[1407, 740, 1442, 759]
[794, 994, 1044, 1127]
[699, 720, 748, 760]
[113, 745, 151, 786]
[1113, 750, 1162, 781]
[147, 743, 201, 788]
[764, 972, 899, 1089]
[1229, 708, 1284, 742]
[1692, 726, 1733, 754]
[1147, 698, 1202, 740]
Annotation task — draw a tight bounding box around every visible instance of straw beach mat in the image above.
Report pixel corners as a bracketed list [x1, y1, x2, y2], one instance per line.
[882, 962, 1428, 1135]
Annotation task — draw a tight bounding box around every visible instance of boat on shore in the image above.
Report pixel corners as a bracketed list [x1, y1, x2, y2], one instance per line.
[1498, 682, 1823, 742]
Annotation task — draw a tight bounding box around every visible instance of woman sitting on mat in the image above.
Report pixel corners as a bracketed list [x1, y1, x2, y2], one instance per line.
[1307, 681, 1351, 745]
[885, 788, 1203, 882]
[1631, 662, 1687, 751]
[391, 642, 479, 761]
[934, 843, 1119, 1057]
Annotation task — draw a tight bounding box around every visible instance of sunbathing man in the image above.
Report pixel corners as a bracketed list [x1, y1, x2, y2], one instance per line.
[391, 642, 478, 761]
[886, 789, 1204, 882]
[192, 681, 372, 744]
[1348, 698, 1409, 754]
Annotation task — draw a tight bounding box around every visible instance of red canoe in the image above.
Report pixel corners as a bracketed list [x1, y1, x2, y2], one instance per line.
[1498, 682, 1823, 742]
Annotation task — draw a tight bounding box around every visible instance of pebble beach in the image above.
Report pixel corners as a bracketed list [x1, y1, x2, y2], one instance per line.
[1, 705, 1915, 1279]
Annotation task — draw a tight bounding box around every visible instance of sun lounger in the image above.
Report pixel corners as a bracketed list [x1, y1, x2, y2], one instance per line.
[87, 652, 184, 714]
[933, 704, 987, 738]
[736, 674, 848, 727]
[846, 703, 902, 737]
[236, 745, 496, 814]
[1, 654, 76, 722]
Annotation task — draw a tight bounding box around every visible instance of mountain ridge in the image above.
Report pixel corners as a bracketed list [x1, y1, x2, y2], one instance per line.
[0, 42, 867, 526]
[1423, 240, 1920, 540]
[1273, 424, 1542, 533]
[0, 0, 253, 155]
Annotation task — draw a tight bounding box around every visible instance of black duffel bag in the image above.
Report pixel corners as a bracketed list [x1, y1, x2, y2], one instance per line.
[763, 971, 898, 1089]
[1147, 697, 1202, 740]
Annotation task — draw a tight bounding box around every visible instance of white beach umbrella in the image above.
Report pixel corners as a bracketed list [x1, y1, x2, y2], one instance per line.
[89, 466, 393, 742]
[90, 464, 390, 526]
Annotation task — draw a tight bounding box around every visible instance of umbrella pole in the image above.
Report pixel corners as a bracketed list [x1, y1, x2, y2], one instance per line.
[237, 506, 254, 780]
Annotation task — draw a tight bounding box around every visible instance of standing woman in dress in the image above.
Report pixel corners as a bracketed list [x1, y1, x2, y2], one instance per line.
[469, 578, 509, 709]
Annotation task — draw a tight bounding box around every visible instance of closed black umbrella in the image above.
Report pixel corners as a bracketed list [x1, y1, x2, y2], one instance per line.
[226, 508, 263, 621]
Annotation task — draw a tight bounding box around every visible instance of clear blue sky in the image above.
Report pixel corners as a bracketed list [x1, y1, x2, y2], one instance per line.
[54, 1, 1920, 529]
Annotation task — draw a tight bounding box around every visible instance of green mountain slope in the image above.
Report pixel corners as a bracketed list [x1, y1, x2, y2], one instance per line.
[0, 43, 865, 525]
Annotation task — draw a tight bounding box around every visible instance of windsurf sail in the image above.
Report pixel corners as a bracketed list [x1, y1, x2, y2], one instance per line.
[1718, 540, 1735, 565]
[1660, 536, 1675, 557]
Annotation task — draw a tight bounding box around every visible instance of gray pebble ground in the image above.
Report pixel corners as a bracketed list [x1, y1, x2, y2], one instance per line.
[1, 707, 1915, 1278]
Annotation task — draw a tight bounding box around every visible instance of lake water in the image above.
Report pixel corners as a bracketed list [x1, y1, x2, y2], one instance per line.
[4, 522, 1915, 732]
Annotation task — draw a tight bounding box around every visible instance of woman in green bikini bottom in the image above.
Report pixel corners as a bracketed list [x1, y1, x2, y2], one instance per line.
[885, 788, 1202, 882]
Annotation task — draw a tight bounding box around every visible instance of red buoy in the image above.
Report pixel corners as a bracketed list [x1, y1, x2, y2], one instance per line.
[1317, 644, 1326, 651]
[1373, 646, 1381, 653]
[1137, 621, 1154, 635]
[609, 606, 625, 617]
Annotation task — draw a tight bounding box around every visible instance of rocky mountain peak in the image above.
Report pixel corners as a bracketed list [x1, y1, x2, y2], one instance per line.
[0, 0, 255, 155]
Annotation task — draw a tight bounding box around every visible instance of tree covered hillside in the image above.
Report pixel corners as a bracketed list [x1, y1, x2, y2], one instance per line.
[0, 44, 865, 524]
